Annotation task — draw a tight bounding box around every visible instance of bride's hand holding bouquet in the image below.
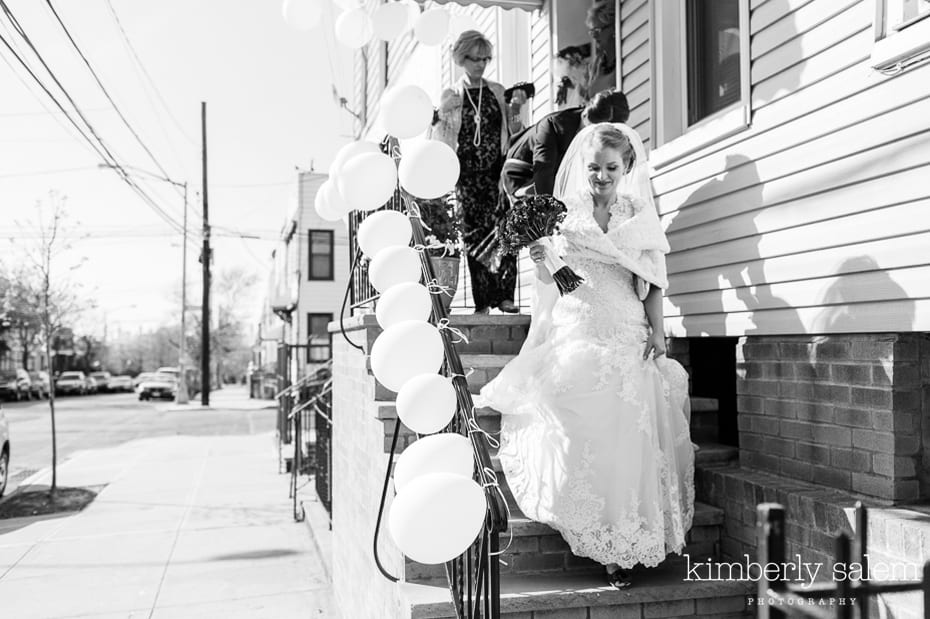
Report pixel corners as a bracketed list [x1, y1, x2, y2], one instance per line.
[497, 194, 584, 295]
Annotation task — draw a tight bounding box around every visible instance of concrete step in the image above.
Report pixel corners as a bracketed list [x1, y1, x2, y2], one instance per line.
[405, 468, 724, 582]
[695, 442, 739, 467]
[402, 556, 753, 618]
[690, 396, 721, 443]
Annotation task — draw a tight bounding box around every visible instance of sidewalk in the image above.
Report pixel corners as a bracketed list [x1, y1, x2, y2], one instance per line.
[154, 385, 278, 413]
[0, 428, 336, 618]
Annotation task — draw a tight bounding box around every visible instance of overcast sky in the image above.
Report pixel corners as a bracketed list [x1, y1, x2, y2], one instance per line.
[0, 0, 354, 337]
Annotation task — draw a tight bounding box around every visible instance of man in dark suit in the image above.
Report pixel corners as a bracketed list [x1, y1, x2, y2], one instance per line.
[532, 89, 630, 195]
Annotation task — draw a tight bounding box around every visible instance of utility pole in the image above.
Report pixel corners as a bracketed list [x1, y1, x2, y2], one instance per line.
[176, 182, 190, 404]
[201, 101, 211, 406]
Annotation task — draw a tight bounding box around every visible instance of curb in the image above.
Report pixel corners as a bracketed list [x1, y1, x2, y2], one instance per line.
[300, 483, 333, 582]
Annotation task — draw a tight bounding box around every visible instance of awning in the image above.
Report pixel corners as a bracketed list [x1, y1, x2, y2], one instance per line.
[433, 0, 543, 12]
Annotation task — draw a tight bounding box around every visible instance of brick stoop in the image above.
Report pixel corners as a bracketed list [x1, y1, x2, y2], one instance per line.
[401, 558, 753, 618]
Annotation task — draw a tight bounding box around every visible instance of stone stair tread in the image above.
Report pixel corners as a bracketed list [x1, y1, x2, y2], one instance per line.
[689, 396, 720, 412]
[402, 556, 753, 618]
[458, 353, 517, 367]
[695, 442, 739, 465]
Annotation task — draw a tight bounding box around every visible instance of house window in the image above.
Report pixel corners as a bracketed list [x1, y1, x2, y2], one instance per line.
[308, 230, 334, 281]
[871, 0, 930, 71]
[307, 313, 332, 362]
[651, 0, 750, 168]
[685, 0, 741, 125]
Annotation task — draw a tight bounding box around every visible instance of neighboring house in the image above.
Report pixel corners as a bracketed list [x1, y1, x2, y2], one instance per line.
[258, 171, 349, 382]
[295, 171, 350, 375]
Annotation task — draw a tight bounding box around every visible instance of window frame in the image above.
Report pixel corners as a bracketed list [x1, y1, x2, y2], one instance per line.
[870, 0, 930, 70]
[306, 313, 333, 363]
[650, 0, 751, 170]
[307, 229, 334, 281]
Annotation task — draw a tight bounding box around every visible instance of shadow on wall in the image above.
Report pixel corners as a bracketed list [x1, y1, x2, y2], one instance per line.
[812, 256, 915, 334]
[664, 154, 804, 338]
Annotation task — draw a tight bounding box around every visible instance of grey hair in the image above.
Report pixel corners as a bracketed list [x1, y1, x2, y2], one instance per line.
[585, 0, 615, 29]
[452, 30, 492, 67]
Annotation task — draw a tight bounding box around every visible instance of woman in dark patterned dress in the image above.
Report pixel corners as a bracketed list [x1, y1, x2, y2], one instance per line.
[430, 30, 520, 314]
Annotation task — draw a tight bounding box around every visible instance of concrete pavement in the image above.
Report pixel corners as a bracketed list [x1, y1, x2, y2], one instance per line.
[0, 394, 336, 618]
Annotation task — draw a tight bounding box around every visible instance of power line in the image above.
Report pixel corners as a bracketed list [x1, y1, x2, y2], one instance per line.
[103, 0, 198, 149]
[44, 0, 175, 186]
[0, 1, 194, 245]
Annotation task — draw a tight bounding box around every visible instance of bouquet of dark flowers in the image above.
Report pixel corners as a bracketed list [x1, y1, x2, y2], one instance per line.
[496, 194, 584, 295]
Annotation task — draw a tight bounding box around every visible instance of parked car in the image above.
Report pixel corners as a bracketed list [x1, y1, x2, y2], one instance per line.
[89, 371, 112, 392]
[0, 369, 31, 401]
[55, 371, 87, 395]
[84, 375, 98, 395]
[108, 375, 134, 392]
[28, 371, 50, 399]
[138, 373, 177, 401]
[132, 372, 158, 389]
[0, 404, 9, 497]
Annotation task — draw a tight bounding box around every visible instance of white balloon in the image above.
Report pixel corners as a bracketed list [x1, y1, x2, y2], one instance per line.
[399, 140, 460, 199]
[376, 282, 432, 329]
[314, 180, 342, 221]
[370, 319, 443, 392]
[330, 140, 380, 182]
[358, 210, 412, 259]
[401, 0, 420, 27]
[413, 8, 450, 46]
[335, 8, 373, 48]
[368, 246, 421, 294]
[395, 374, 457, 436]
[282, 0, 323, 30]
[380, 85, 434, 139]
[338, 152, 398, 212]
[325, 180, 352, 219]
[448, 13, 479, 40]
[389, 472, 486, 564]
[333, 0, 361, 9]
[372, 2, 410, 40]
[394, 432, 471, 491]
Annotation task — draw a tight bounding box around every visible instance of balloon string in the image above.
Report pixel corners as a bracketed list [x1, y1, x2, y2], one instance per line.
[479, 466, 513, 557]
[465, 412, 499, 450]
[426, 279, 456, 297]
[412, 242, 446, 254]
[437, 318, 469, 344]
[449, 367, 475, 380]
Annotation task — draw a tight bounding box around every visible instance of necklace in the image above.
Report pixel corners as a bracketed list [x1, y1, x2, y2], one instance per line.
[463, 80, 483, 147]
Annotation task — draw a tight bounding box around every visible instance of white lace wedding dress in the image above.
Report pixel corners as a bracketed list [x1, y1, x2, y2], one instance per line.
[479, 193, 695, 569]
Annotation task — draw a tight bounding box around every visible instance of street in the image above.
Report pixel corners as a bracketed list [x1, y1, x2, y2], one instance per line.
[2, 389, 277, 496]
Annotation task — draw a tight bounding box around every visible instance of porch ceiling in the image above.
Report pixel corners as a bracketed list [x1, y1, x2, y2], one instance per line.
[432, 0, 542, 11]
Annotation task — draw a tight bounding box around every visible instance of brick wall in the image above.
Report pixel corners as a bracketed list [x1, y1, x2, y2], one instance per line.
[330, 314, 409, 619]
[736, 334, 927, 503]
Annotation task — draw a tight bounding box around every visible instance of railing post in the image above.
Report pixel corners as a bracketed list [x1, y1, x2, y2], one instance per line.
[757, 503, 787, 619]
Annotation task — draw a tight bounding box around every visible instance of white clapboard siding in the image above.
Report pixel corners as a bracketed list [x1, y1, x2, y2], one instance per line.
[656, 95, 930, 215]
[752, 28, 871, 109]
[621, 0, 650, 144]
[530, 6, 551, 119]
[668, 231, 930, 295]
[666, 265, 930, 318]
[751, 0, 817, 33]
[751, 1, 869, 86]
[751, 0, 860, 60]
[667, 199, 930, 276]
[653, 60, 930, 196]
[666, 161, 930, 253]
[644, 0, 930, 336]
[666, 300, 930, 337]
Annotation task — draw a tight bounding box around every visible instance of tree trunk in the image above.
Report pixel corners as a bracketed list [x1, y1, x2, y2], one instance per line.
[47, 339, 57, 493]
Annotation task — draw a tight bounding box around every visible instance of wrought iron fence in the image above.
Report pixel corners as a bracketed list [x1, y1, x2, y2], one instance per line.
[286, 362, 332, 522]
[756, 501, 930, 619]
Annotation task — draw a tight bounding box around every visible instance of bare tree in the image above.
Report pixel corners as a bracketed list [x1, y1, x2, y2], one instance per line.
[12, 192, 85, 493]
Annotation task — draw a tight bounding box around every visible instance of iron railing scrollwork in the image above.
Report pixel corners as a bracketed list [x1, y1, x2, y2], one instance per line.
[286, 361, 333, 522]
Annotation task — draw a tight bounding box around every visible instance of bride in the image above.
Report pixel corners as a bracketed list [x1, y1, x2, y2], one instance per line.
[478, 123, 694, 589]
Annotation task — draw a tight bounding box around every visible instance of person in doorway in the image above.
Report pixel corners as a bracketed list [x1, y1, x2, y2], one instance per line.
[430, 30, 520, 314]
[479, 123, 694, 589]
[532, 89, 629, 196]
